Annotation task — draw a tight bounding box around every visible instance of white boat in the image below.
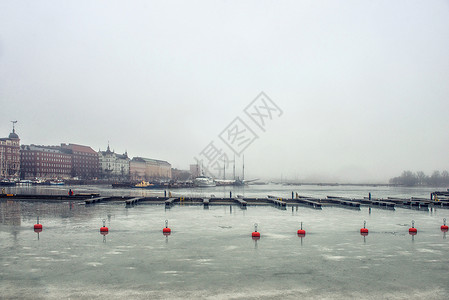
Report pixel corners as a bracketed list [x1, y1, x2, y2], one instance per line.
[214, 179, 235, 186]
[19, 180, 33, 185]
[32, 179, 46, 185]
[49, 180, 64, 185]
[193, 175, 216, 187]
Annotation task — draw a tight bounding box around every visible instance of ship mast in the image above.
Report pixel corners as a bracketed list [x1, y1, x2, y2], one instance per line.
[233, 154, 235, 180]
[242, 154, 245, 181]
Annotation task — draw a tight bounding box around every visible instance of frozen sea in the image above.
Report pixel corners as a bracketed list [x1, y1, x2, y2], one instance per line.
[1, 184, 448, 299]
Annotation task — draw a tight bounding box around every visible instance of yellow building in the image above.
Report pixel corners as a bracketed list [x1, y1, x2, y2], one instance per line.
[130, 157, 171, 181]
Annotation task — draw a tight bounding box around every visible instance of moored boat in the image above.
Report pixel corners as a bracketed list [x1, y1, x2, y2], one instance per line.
[49, 180, 64, 185]
[18, 179, 33, 185]
[134, 181, 154, 188]
[0, 179, 15, 186]
[32, 179, 47, 185]
[193, 176, 216, 187]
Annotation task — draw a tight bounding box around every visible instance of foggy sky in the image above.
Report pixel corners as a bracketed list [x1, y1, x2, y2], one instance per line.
[1, 0, 449, 183]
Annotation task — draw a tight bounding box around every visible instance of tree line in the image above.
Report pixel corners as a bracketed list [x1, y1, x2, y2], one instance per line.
[389, 170, 449, 187]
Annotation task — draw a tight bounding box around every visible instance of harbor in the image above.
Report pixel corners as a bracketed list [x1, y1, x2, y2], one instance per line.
[1, 184, 449, 299]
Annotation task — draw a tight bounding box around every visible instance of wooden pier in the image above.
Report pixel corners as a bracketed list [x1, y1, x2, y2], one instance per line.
[267, 196, 287, 209]
[293, 196, 322, 209]
[431, 191, 449, 201]
[3, 190, 448, 211]
[384, 197, 432, 210]
[85, 196, 139, 205]
[360, 198, 395, 209]
[125, 197, 144, 205]
[326, 196, 361, 209]
[233, 197, 247, 208]
[165, 197, 177, 207]
[0, 193, 95, 201]
[85, 197, 111, 204]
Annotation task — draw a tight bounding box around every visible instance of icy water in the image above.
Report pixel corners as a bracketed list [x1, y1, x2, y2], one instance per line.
[4, 182, 442, 199]
[1, 185, 449, 299]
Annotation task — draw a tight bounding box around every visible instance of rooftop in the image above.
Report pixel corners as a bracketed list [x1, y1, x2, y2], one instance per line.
[61, 143, 97, 154]
[132, 156, 171, 166]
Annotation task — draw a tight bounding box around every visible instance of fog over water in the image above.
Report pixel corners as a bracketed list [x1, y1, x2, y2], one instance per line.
[1, 1, 449, 183]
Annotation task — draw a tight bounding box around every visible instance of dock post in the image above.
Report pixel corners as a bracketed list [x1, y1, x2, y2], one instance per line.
[292, 191, 294, 200]
[164, 190, 167, 198]
[369, 192, 371, 200]
[230, 191, 232, 198]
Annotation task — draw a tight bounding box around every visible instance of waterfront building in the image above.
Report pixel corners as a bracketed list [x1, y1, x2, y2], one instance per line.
[130, 157, 171, 181]
[0, 124, 20, 178]
[190, 164, 200, 178]
[20, 145, 72, 179]
[98, 144, 130, 180]
[60, 143, 99, 179]
[171, 168, 192, 181]
[129, 157, 146, 181]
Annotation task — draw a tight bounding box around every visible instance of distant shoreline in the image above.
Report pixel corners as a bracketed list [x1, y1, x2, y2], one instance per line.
[272, 182, 448, 188]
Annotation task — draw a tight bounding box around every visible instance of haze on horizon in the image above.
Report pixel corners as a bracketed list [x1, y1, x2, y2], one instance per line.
[1, 1, 448, 184]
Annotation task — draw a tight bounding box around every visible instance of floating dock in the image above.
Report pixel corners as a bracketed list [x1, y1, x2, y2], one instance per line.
[325, 196, 361, 209]
[2, 191, 449, 211]
[0, 193, 99, 201]
[125, 197, 145, 205]
[233, 197, 247, 208]
[293, 196, 322, 209]
[360, 197, 396, 209]
[85, 197, 109, 204]
[267, 195, 287, 209]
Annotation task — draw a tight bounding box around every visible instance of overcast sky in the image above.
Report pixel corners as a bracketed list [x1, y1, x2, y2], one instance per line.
[1, 0, 448, 183]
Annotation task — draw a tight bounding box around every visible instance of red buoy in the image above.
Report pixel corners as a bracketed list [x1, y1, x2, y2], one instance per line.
[252, 231, 260, 238]
[34, 217, 42, 231]
[252, 223, 260, 238]
[409, 220, 417, 235]
[163, 220, 171, 235]
[441, 218, 448, 232]
[100, 219, 108, 233]
[360, 221, 368, 236]
[297, 222, 306, 236]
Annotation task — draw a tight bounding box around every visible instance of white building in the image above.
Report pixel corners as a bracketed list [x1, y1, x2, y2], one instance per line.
[98, 144, 130, 179]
